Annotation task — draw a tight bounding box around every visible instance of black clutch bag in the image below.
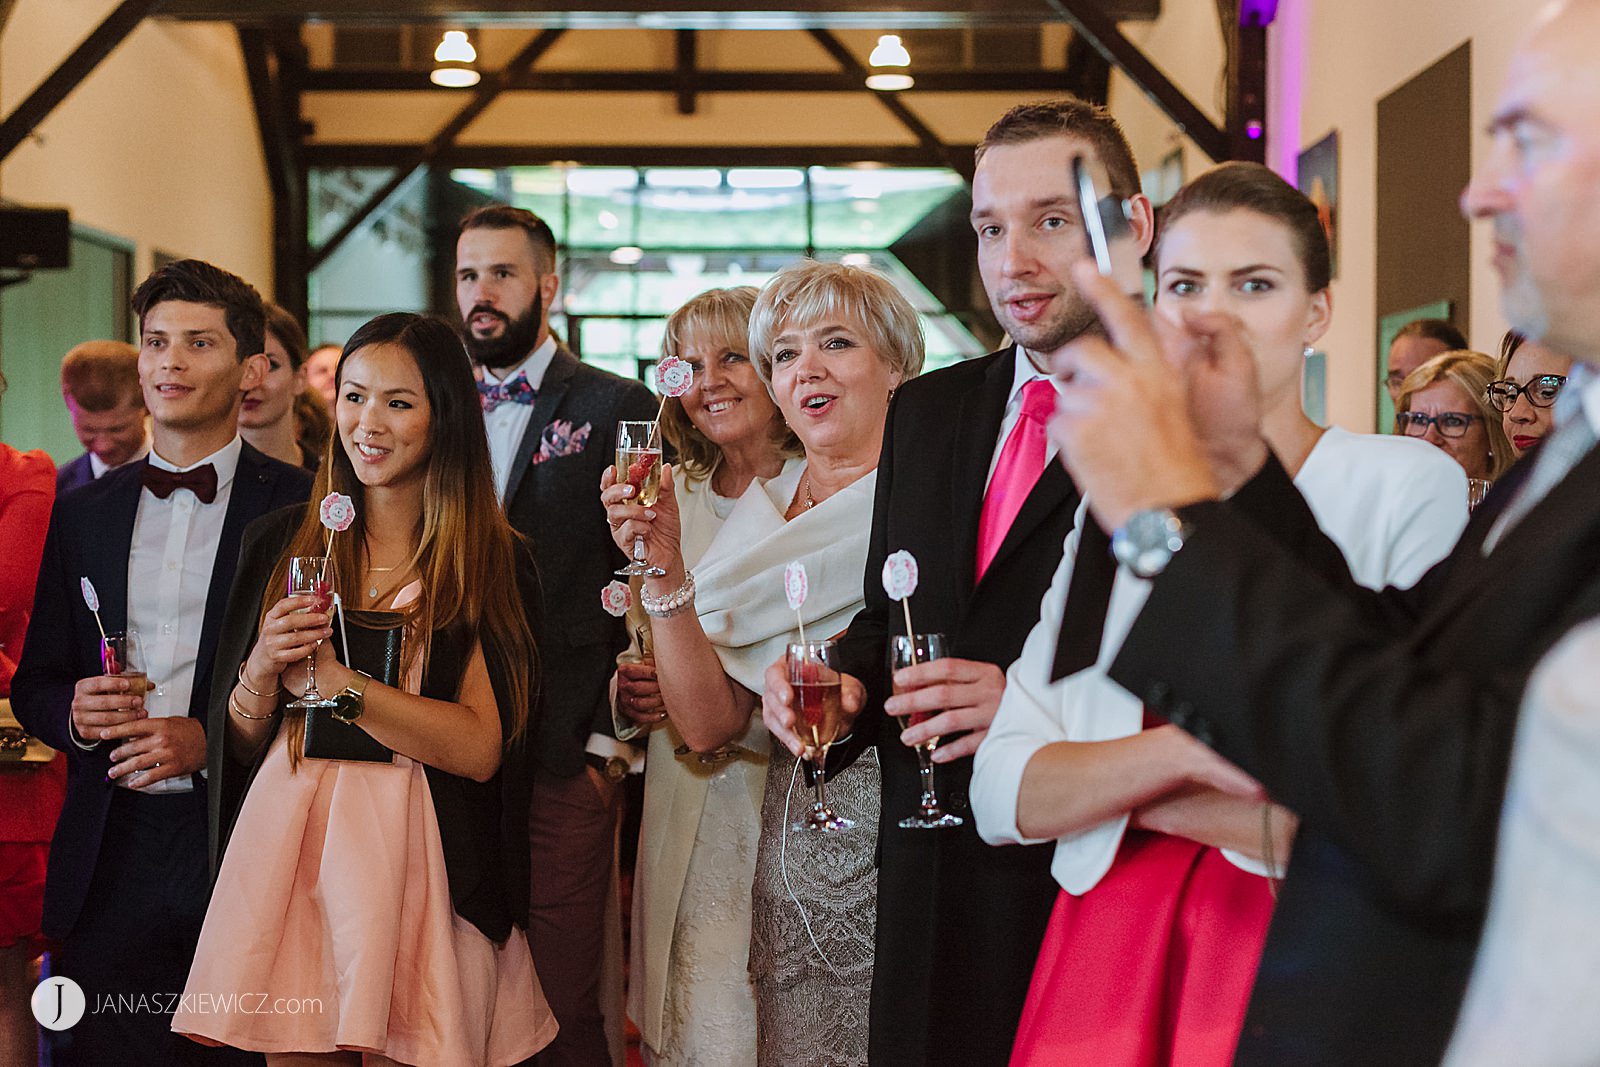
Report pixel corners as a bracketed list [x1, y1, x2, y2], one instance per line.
[302, 609, 404, 763]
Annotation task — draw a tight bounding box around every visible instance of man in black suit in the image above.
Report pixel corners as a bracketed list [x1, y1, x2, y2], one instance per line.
[1044, 6, 1600, 1057]
[455, 205, 657, 1067]
[762, 100, 1153, 1066]
[13, 260, 311, 1065]
[55, 339, 148, 494]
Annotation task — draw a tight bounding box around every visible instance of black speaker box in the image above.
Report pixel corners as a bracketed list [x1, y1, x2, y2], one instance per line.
[0, 206, 71, 271]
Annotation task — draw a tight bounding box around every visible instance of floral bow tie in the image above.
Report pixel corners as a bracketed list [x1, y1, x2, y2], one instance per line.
[477, 372, 536, 413]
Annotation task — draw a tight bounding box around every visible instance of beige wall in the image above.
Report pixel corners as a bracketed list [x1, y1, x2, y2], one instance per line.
[1111, 0, 1546, 431]
[0, 0, 272, 290]
[1270, 0, 1545, 431]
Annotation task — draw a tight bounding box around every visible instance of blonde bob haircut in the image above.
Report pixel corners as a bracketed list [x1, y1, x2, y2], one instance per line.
[749, 259, 925, 388]
[1397, 349, 1515, 481]
[659, 286, 801, 482]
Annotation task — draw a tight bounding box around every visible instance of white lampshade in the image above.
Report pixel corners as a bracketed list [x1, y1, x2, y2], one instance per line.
[434, 30, 477, 64]
[868, 34, 910, 68]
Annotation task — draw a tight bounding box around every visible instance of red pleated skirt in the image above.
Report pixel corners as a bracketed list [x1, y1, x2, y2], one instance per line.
[1009, 829, 1274, 1067]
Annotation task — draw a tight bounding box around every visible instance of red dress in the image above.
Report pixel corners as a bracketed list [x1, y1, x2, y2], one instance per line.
[0, 445, 67, 953]
[1009, 714, 1275, 1067]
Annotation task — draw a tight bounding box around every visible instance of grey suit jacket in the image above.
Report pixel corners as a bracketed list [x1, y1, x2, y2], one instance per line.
[501, 346, 658, 778]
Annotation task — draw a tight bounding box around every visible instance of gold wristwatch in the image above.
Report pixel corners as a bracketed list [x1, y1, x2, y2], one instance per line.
[329, 670, 373, 724]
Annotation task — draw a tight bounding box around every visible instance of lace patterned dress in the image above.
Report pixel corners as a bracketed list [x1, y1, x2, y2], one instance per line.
[749, 745, 881, 1067]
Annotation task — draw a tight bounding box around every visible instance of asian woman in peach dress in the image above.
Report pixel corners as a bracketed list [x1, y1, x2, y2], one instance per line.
[174, 313, 556, 1066]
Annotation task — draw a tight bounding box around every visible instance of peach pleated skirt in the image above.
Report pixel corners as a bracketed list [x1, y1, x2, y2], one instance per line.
[174, 730, 557, 1066]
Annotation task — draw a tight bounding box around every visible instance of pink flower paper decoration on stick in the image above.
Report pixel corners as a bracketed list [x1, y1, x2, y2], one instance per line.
[881, 550, 920, 639]
[653, 356, 694, 422]
[600, 580, 632, 618]
[784, 560, 809, 645]
[318, 492, 355, 556]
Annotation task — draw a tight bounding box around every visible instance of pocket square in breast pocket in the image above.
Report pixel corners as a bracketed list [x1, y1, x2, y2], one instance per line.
[530, 419, 591, 466]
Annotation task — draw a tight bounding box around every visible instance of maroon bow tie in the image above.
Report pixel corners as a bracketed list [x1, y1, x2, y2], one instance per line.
[141, 462, 218, 504]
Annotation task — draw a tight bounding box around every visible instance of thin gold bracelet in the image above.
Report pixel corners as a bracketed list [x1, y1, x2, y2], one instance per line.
[228, 692, 276, 721]
[237, 662, 281, 699]
[1261, 803, 1281, 900]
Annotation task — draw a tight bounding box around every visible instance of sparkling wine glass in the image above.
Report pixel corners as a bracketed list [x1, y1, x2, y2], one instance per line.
[888, 633, 965, 829]
[1467, 477, 1492, 512]
[287, 555, 336, 709]
[615, 421, 666, 578]
[100, 630, 147, 693]
[788, 639, 853, 832]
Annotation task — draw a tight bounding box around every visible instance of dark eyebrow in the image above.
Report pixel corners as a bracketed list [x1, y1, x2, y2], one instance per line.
[379, 387, 419, 397]
[457, 262, 517, 276]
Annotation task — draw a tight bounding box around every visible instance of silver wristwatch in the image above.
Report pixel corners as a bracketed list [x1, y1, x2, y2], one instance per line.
[1111, 508, 1192, 579]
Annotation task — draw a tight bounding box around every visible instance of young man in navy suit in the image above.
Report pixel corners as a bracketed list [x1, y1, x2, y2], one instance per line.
[13, 260, 312, 1065]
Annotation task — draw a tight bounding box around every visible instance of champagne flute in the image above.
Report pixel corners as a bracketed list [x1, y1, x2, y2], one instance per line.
[788, 639, 853, 832]
[1467, 477, 1492, 512]
[615, 420, 666, 578]
[888, 633, 964, 829]
[101, 630, 148, 694]
[286, 556, 336, 709]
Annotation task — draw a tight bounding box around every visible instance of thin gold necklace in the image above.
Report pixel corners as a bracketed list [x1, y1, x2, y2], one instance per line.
[365, 565, 396, 601]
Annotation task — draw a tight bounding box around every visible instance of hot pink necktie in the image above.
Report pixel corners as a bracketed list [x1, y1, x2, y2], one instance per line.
[976, 377, 1057, 579]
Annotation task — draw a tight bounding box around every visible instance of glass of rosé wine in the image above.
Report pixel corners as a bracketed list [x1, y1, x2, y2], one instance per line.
[286, 555, 336, 709]
[614, 420, 666, 578]
[788, 638, 853, 832]
[887, 632, 964, 829]
[100, 631, 147, 694]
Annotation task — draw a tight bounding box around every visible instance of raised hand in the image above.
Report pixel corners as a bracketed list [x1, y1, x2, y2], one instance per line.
[601, 462, 685, 579]
[762, 654, 866, 760]
[885, 657, 1006, 763]
[1049, 261, 1267, 532]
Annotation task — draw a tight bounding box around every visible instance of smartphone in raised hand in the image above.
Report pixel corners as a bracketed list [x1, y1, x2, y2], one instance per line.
[1072, 153, 1144, 300]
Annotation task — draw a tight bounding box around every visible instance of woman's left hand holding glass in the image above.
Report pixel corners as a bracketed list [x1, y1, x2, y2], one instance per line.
[601, 462, 686, 582]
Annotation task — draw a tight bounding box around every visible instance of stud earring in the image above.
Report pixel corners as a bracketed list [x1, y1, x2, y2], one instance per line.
[1303, 345, 1316, 359]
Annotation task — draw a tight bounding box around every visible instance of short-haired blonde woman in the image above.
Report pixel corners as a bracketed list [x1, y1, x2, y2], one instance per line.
[611, 287, 796, 1066]
[603, 260, 923, 1067]
[1397, 350, 1514, 482]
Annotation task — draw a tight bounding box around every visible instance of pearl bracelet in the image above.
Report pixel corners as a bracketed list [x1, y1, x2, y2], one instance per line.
[642, 570, 696, 618]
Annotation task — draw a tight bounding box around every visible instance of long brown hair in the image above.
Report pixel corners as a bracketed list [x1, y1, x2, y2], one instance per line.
[262, 313, 536, 765]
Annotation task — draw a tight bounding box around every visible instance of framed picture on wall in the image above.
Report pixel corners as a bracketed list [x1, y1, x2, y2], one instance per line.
[1298, 131, 1340, 279]
[1377, 299, 1452, 433]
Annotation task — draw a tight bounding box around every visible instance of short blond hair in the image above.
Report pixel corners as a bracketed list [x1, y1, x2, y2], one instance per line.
[749, 260, 925, 387]
[658, 286, 801, 481]
[1397, 349, 1514, 480]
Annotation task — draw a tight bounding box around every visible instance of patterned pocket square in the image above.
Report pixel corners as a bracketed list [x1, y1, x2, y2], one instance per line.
[530, 419, 591, 466]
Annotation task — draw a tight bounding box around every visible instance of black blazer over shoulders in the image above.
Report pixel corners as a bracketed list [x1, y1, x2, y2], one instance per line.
[205, 505, 540, 943]
[500, 347, 659, 778]
[836, 348, 1081, 1067]
[1107, 447, 1600, 1066]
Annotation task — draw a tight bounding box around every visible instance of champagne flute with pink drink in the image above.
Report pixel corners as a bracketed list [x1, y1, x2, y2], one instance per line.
[286, 556, 336, 709]
[788, 638, 853, 832]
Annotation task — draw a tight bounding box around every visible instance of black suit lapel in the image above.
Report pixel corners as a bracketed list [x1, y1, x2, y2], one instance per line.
[950, 349, 1017, 609]
[504, 347, 578, 508]
[979, 458, 1077, 583]
[1419, 439, 1600, 641]
[192, 445, 278, 717]
[1051, 515, 1117, 681]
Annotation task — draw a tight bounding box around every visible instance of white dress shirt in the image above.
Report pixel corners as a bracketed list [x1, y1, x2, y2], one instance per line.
[971, 428, 1469, 891]
[983, 346, 1067, 492]
[481, 337, 557, 501]
[119, 436, 242, 793]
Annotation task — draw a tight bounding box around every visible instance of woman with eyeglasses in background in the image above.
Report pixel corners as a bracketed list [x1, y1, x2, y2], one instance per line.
[1396, 350, 1514, 483]
[1488, 331, 1573, 460]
